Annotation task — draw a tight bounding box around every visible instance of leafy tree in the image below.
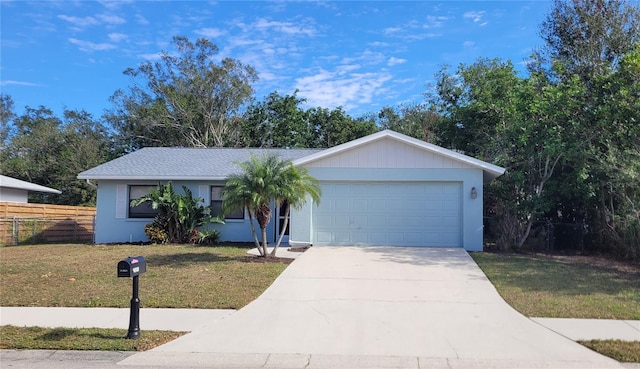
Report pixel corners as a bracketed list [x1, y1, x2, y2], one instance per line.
[130, 182, 221, 244]
[1, 105, 112, 205]
[240, 91, 377, 149]
[583, 45, 640, 257]
[429, 59, 582, 249]
[308, 107, 378, 148]
[106, 36, 258, 150]
[222, 154, 320, 257]
[0, 94, 15, 146]
[240, 91, 311, 148]
[535, 0, 640, 257]
[376, 104, 439, 142]
[536, 0, 640, 81]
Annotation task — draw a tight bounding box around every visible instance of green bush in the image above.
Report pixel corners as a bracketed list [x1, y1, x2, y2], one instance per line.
[144, 222, 169, 244]
[194, 229, 220, 246]
[132, 182, 222, 244]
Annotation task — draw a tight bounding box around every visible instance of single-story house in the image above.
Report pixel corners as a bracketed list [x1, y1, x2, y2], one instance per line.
[0, 175, 62, 203]
[78, 130, 505, 251]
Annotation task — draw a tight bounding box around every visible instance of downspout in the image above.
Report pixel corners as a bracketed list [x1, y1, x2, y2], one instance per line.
[85, 179, 97, 188]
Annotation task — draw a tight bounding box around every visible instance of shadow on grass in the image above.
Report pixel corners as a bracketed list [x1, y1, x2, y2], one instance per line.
[146, 252, 252, 266]
[39, 328, 76, 341]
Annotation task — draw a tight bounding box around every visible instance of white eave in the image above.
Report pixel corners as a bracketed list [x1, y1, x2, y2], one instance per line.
[0, 175, 62, 194]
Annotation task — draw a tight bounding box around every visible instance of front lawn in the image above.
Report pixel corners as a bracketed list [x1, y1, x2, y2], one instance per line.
[471, 252, 640, 319]
[0, 244, 289, 309]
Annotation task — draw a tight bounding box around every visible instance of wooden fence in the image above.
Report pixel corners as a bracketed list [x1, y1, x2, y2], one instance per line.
[0, 202, 96, 245]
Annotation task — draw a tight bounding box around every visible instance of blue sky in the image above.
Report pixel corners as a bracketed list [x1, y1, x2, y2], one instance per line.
[1, 1, 551, 120]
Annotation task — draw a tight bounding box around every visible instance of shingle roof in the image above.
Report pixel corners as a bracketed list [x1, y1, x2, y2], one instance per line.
[77, 147, 323, 180]
[0, 175, 62, 194]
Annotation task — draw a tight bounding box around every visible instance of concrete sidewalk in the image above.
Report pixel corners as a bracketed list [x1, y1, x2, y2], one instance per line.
[1, 307, 638, 341]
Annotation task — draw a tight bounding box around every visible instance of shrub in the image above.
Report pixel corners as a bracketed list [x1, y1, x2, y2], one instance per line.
[194, 229, 220, 246]
[144, 222, 169, 244]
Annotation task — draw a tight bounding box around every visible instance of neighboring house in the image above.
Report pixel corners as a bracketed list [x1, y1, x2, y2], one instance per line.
[78, 130, 505, 251]
[0, 175, 62, 203]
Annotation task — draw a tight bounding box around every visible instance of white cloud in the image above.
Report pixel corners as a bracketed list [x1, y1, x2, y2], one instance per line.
[194, 27, 226, 38]
[58, 15, 98, 27]
[384, 27, 402, 35]
[342, 50, 386, 65]
[108, 33, 127, 42]
[254, 18, 316, 37]
[135, 14, 149, 25]
[423, 15, 449, 29]
[0, 80, 38, 87]
[463, 41, 475, 47]
[138, 52, 163, 61]
[97, 13, 126, 25]
[294, 68, 392, 111]
[384, 24, 441, 41]
[69, 38, 116, 51]
[388, 57, 406, 66]
[98, 0, 134, 10]
[464, 11, 488, 26]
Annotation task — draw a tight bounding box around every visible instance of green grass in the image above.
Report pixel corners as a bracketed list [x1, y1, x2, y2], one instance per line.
[471, 252, 640, 319]
[0, 325, 185, 351]
[0, 244, 290, 309]
[579, 340, 640, 363]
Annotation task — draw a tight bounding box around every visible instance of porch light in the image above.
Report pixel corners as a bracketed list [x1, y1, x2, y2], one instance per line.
[470, 187, 478, 199]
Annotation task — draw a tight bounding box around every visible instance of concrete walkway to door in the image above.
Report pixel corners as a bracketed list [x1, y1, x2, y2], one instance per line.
[122, 246, 622, 368]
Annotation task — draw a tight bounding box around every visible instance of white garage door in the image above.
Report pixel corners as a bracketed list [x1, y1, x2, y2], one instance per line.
[313, 182, 462, 247]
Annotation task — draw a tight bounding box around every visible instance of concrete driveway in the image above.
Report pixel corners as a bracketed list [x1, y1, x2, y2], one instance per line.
[122, 246, 621, 368]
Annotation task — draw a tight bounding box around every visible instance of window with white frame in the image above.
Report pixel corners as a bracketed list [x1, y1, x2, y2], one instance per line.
[129, 185, 158, 218]
[211, 186, 244, 220]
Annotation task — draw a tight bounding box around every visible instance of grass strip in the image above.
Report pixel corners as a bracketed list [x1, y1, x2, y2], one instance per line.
[471, 252, 640, 319]
[0, 325, 185, 351]
[579, 340, 640, 363]
[0, 244, 289, 309]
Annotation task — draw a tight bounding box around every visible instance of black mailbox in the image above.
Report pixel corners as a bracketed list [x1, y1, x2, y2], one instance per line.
[117, 256, 146, 278]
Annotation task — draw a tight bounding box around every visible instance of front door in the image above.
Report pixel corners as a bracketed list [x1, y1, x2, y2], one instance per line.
[275, 202, 290, 244]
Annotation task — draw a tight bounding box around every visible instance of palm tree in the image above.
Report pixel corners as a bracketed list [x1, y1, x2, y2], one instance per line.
[271, 165, 321, 257]
[222, 154, 320, 257]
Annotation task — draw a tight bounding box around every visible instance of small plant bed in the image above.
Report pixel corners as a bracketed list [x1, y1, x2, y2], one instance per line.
[471, 252, 640, 319]
[0, 325, 185, 351]
[579, 340, 640, 363]
[0, 244, 289, 309]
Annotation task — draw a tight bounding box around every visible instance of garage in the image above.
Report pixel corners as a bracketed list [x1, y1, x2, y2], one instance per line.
[289, 130, 505, 251]
[312, 181, 463, 247]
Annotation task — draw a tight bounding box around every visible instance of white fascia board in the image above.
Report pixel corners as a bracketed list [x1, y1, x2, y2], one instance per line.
[0, 175, 62, 194]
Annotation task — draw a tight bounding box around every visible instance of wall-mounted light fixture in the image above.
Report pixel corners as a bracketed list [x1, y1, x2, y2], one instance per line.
[470, 187, 478, 199]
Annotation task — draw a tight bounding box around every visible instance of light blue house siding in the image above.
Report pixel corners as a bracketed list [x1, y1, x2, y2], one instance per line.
[80, 130, 505, 249]
[93, 180, 272, 244]
[289, 168, 484, 251]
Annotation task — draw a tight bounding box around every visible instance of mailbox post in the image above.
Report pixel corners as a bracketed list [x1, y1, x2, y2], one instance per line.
[117, 256, 146, 339]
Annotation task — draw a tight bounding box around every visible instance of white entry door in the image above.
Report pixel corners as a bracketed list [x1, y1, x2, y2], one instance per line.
[312, 182, 462, 247]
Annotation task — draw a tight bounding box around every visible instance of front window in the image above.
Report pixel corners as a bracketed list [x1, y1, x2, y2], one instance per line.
[211, 186, 244, 220]
[129, 185, 158, 218]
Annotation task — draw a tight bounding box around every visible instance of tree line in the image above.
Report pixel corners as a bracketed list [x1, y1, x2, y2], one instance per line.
[1, 0, 638, 258]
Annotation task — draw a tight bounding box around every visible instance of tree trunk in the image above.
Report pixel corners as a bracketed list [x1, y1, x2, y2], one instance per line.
[246, 210, 263, 255]
[271, 205, 290, 257]
[261, 226, 268, 257]
[255, 203, 272, 257]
